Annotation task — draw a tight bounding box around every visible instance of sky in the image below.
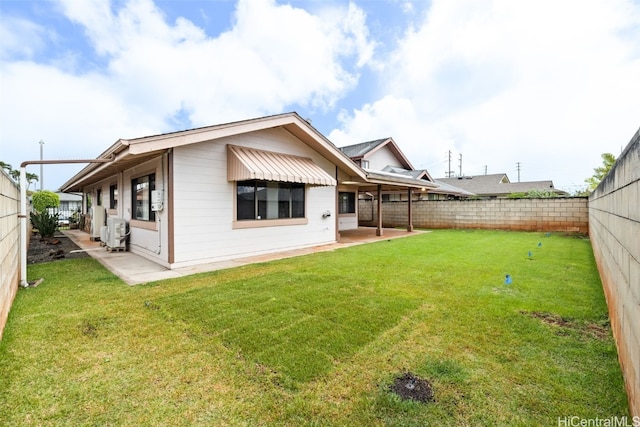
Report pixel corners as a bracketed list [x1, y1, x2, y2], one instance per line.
[1, 0, 639, 194]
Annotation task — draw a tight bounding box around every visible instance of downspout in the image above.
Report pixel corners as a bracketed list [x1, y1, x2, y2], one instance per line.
[19, 156, 115, 287]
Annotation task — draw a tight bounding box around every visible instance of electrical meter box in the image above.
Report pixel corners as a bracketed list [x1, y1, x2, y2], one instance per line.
[151, 190, 164, 211]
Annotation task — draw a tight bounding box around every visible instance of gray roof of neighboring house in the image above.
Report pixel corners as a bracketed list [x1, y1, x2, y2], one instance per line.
[55, 191, 82, 202]
[382, 166, 473, 196]
[339, 138, 389, 158]
[437, 174, 566, 196]
[432, 180, 476, 196]
[383, 165, 427, 180]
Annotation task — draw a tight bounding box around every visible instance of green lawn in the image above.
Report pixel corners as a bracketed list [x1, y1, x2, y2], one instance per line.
[0, 230, 629, 426]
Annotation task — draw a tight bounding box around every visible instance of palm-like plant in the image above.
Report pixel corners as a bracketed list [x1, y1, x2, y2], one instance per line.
[585, 153, 616, 191]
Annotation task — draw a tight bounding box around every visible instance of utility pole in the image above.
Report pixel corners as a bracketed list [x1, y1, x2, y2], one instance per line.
[39, 140, 44, 190]
[447, 150, 453, 177]
[516, 162, 521, 182]
[484, 165, 488, 175]
[458, 153, 462, 177]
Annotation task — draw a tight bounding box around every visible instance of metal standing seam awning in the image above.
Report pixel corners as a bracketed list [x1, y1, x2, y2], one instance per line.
[227, 144, 337, 186]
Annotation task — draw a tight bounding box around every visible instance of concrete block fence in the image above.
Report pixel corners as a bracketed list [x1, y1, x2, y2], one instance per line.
[589, 128, 640, 416]
[359, 197, 589, 233]
[0, 171, 20, 340]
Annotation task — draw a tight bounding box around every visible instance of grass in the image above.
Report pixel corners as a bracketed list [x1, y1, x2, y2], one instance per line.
[0, 230, 629, 426]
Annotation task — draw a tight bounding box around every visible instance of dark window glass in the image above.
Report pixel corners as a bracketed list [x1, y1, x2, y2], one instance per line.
[132, 174, 155, 221]
[339, 192, 356, 214]
[237, 183, 255, 220]
[237, 180, 305, 220]
[110, 184, 118, 209]
[291, 186, 304, 218]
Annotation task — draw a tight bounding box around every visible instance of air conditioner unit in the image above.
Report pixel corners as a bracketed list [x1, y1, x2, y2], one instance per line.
[100, 226, 107, 246]
[90, 206, 105, 241]
[106, 217, 127, 251]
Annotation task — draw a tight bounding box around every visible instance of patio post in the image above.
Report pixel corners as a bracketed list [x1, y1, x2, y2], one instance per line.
[407, 188, 414, 232]
[376, 184, 383, 236]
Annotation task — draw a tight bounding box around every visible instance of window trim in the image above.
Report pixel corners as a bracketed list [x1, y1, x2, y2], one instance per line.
[131, 173, 156, 222]
[232, 217, 308, 229]
[338, 191, 356, 215]
[109, 184, 118, 210]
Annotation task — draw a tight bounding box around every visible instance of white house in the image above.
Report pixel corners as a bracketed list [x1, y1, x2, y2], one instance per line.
[60, 113, 431, 269]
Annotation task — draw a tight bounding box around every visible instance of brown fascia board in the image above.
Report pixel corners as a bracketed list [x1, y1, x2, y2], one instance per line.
[61, 112, 368, 191]
[365, 137, 414, 170]
[125, 113, 304, 155]
[59, 139, 130, 192]
[415, 169, 435, 182]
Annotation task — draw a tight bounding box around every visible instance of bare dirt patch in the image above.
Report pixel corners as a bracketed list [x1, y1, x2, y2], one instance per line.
[390, 372, 435, 403]
[28, 231, 90, 265]
[520, 311, 610, 340]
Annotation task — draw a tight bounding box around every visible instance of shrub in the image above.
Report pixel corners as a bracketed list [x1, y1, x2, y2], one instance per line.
[30, 211, 59, 240]
[31, 190, 60, 212]
[507, 192, 527, 199]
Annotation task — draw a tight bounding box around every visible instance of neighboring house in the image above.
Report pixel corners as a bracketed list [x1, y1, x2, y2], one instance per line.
[60, 113, 430, 269]
[339, 138, 471, 200]
[437, 173, 568, 198]
[56, 191, 82, 213]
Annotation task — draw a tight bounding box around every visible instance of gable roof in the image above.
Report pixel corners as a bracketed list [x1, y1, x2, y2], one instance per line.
[432, 180, 476, 197]
[339, 138, 414, 170]
[339, 138, 388, 158]
[437, 174, 510, 194]
[60, 112, 365, 192]
[383, 165, 433, 182]
[437, 173, 566, 196]
[59, 113, 435, 193]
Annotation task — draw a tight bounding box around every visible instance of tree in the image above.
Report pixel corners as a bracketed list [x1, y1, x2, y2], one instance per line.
[31, 190, 60, 212]
[0, 161, 12, 173]
[585, 153, 616, 191]
[0, 161, 39, 190]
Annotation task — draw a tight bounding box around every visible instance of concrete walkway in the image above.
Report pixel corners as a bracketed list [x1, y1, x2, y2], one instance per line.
[63, 228, 424, 285]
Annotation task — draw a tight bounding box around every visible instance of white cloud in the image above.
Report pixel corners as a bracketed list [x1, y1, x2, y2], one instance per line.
[0, 17, 49, 60]
[331, 0, 640, 189]
[0, 0, 375, 189]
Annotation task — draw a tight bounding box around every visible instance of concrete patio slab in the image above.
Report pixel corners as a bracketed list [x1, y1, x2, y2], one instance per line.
[63, 227, 425, 285]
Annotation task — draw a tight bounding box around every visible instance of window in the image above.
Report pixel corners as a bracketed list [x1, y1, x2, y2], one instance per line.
[96, 189, 102, 206]
[110, 184, 118, 209]
[361, 159, 370, 169]
[338, 192, 356, 214]
[237, 180, 304, 220]
[132, 174, 155, 221]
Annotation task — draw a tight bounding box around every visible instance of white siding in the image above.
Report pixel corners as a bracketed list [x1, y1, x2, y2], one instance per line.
[171, 127, 337, 268]
[122, 156, 169, 266]
[338, 216, 358, 231]
[367, 145, 403, 170]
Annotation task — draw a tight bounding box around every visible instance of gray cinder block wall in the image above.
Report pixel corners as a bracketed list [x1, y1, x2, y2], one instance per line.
[0, 171, 20, 340]
[589, 128, 640, 416]
[359, 198, 589, 233]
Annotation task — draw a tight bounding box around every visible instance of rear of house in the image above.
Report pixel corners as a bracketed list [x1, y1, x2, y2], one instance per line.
[61, 113, 368, 268]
